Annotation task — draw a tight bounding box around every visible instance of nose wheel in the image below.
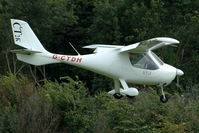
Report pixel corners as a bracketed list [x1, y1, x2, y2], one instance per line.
[159, 85, 169, 103]
[113, 93, 123, 99]
[160, 94, 168, 103]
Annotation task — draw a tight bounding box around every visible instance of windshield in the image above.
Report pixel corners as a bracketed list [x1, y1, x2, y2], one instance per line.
[129, 53, 159, 70]
[151, 52, 164, 65]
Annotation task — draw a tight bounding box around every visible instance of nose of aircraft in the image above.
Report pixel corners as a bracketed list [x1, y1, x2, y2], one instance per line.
[160, 64, 184, 85]
[176, 68, 184, 76]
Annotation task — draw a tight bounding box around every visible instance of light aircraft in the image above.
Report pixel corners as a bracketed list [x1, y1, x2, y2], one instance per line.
[10, 19, 184, 103]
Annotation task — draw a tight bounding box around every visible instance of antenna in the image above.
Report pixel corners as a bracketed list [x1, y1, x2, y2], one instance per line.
[68, 42, 80, 56]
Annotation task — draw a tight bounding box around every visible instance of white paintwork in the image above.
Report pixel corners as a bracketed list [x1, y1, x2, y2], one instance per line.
[10, 19, 184, 97]
[10, 19, 48, 53]
[108, 88, 139, 96]
[83, 44, 123, 49]
[120, 37, 180, 53]
[176, 69, 184, 76]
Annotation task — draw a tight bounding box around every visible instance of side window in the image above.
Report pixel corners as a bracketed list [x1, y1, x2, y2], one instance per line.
[151, 52, 164, 65]
[129, 53, 159, 70]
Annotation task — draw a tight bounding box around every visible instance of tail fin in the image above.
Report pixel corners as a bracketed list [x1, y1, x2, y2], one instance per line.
[11, 19, 47, 53]
[11, 19, 59, 66]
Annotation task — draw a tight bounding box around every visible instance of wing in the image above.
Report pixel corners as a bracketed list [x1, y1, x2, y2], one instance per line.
[120, 37, 179, 53]
[83, 37, 179, 53]
[83, 44, 123, 49]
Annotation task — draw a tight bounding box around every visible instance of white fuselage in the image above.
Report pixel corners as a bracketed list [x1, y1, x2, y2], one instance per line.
[48, 47, 177, 86]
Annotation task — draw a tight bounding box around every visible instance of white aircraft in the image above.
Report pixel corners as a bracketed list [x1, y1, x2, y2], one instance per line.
[10, 19, 184, 103]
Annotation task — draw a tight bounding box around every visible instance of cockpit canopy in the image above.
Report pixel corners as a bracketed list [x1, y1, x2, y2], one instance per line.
[129, 52, 164, 70]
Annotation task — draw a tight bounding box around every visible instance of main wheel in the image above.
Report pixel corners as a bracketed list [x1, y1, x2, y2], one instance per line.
[126, 95, 135, 99]
[160, 94, 168, 103]
[113, 93, 123, 99]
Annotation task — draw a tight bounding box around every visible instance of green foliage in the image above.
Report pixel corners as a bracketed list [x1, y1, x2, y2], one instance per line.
[0, 0, 199, 132]
[0, 74, 199, 133]
[88, 0, 121, 44]
[0, 74, 32, 107]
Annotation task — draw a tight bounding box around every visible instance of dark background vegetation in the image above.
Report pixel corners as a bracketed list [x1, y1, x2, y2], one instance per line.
[0, 0, 199, 132]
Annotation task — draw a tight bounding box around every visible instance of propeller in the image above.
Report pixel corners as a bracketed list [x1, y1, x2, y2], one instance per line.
[176, 48, 184, 89]
[176, 75, 180, 88]
[176, 68, 184, 85]
[176, 50, 184, 88]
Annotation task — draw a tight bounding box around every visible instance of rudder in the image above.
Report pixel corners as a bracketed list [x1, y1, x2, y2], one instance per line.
[11, 19, 47, 53]
[10, 19, 59, 66]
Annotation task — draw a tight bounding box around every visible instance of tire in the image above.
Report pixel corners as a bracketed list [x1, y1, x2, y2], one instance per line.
[126, 95, 135, 99]
[160, 94, 169, 103]
[113, 93, 123, 99]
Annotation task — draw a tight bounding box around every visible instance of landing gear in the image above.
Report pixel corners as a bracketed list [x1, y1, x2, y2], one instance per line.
[113, 80, 123, 99]
[112, 79, 138, 99]
[160, 94, 168, 103]
[113, 93, 123, 99]
[159, 85, 169, 103]
[126, 95, 135, 99]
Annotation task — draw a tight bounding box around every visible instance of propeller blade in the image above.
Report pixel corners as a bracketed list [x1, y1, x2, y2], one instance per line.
[176, 76, 180, 88]
[171, 44, 178, 47]
[176, 69, 183, 91]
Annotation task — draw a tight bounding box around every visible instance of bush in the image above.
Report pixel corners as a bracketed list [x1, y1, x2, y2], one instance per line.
[0, 74, 199, 133]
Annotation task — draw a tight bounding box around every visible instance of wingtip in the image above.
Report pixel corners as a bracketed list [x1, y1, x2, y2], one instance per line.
[156, 37, 180, 44]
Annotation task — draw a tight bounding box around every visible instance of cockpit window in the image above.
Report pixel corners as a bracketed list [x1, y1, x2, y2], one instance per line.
[129, 53, 159, 70]
[151, 52, 164, 65]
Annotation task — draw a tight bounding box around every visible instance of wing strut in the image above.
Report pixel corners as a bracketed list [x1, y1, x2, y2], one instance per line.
[119, 79, 129, 90]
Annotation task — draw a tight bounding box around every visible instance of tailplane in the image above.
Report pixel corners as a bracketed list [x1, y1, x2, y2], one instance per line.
[10, 19, 58, 66]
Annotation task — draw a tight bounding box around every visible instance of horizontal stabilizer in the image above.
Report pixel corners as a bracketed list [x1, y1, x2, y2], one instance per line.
[11, 49, 41, 55]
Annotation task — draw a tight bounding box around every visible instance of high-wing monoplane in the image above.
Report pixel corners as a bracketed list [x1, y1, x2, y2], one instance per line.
[10, 19, 184, 103]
